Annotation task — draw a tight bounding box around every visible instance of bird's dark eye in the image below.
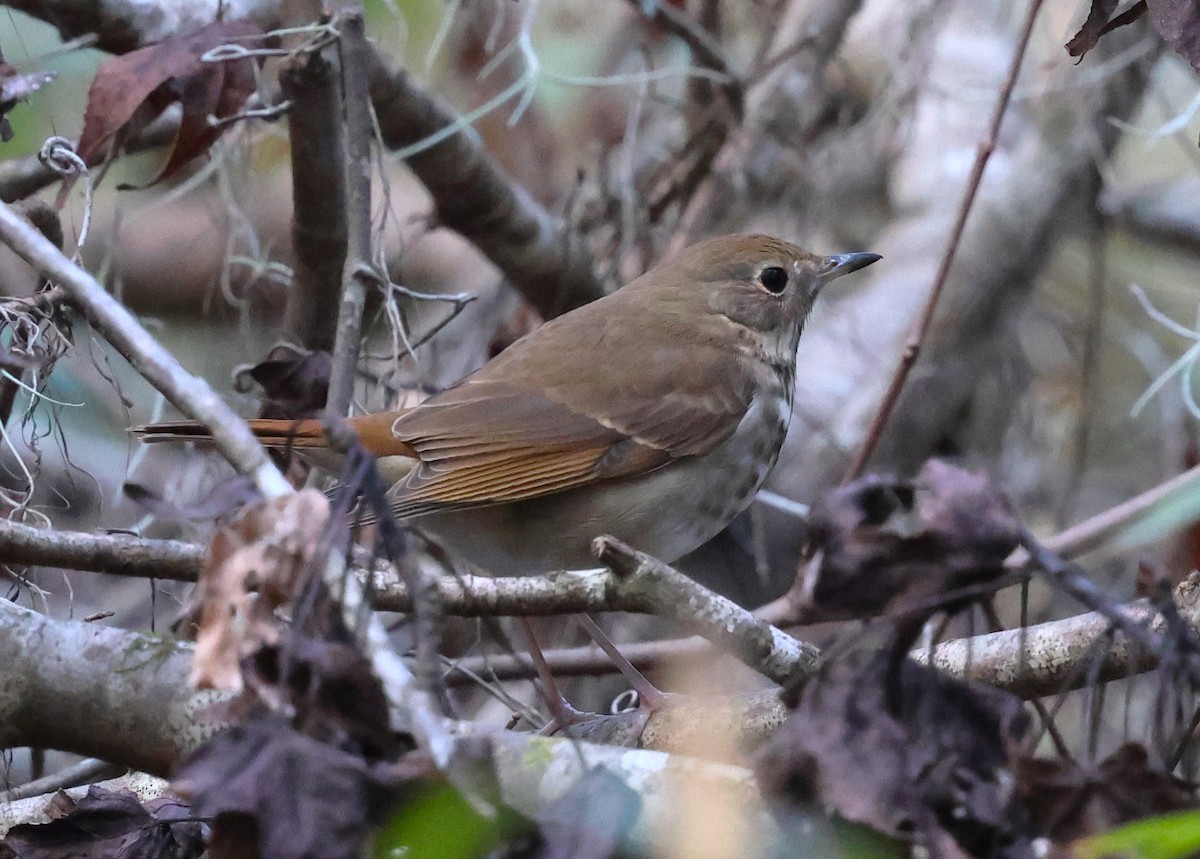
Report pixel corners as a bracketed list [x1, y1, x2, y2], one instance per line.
[758, 266, 788, 294]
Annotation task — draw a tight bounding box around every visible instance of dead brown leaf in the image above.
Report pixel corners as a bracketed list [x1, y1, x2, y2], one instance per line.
[243, 627, 397, 760]
[174, 714, 413, 859]
[756, 649, 1034, 857]
[1147, 0, 1200, 74]
[191, 489, 330, 691]
[1066, 0, 1127, 58]
[235, 346, 332, 421]
[0, 786, 203, 859]
[1016, 743, 1195, 844]
[74, 20, 262, 188]
[793, 459, 1020, 626]
[1066, 0, 1200, 76]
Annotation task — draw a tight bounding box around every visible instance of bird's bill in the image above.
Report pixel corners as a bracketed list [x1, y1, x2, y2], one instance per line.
[820, 252, 882, 280]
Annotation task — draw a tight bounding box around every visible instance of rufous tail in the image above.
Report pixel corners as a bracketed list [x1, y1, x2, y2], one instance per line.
[131, 412, 419, 459]
[131, 418, 330, 448]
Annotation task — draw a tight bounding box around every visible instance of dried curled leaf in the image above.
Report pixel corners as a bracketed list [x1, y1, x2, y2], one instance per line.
[174, 713, 415, 859]
[1016, 743, 1194, 843]
[75, 20, 262, 187]
[794, 459, 1021, 625]
[756, 650, 1032, 856]
[0, 786, 203, 859]
[1067, 0, 1200, 77]
[234, 345, 332, 421]
[191, 489, 331, 691]
[1066, 0, 1126, 59]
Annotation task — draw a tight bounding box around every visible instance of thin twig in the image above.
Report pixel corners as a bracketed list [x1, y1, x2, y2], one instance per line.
[366, 49, 603, 318]
[0, 115, 182, 203]
[842, 0, 1046, 481]
[0, 758, 124, 803]
[1055, 168, 1108, 526]
[665, 0, 863, 253]
[442, 635, 716, 684]
[627, 0, 741, 109]
[1017, 461, 1200, 562]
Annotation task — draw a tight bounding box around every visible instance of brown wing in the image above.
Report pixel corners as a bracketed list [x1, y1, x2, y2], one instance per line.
[387, 288, 759, 518]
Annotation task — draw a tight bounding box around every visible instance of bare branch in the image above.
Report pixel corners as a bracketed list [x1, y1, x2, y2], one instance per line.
[0, 113, 180, 203]
[324, 8, 374, 417]
[0, 759, 124, 803]
[443, 635, 718, 683]
[923, 573, 1200, 699]
[280, 39, 348, 351]
[1, 0, 281, 55]
[0, 599, 222, 773]
[0, 520, 203, 579]
[593, 536, 820, 686]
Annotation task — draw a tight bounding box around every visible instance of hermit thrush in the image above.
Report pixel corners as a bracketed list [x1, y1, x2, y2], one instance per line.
[138, 234, 879, 574]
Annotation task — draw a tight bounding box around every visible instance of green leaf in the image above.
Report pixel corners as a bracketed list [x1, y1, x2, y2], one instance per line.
[370, 783, 499, 859]
[1075, 809, 1200, 859]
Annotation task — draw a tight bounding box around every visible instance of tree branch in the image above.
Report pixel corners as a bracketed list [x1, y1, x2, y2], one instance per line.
[324, 8, 374, 417]
[592, 536, 820, 686]
[1, 0, 281, 55]
[280, 30, 348, 351]
[922, 572, 1200, 699]
[8, 510, 1200, 700]
[0, 600, 779, 850]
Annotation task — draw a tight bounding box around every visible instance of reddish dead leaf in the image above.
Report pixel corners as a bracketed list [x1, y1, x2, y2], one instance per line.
[0, 785, 203, 859]
[1016, 743, 1194, 843]
[791, 459, 1020, 627]
[191, 489, 330, 691]
[75, 20, 262, 187]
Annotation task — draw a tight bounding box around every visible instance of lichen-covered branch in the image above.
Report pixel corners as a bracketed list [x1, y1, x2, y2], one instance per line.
[593, 536, 821, 686]
[0, 601, 779, 850]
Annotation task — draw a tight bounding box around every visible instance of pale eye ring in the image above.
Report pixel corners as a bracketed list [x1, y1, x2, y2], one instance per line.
[758, 266, 788, 294]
